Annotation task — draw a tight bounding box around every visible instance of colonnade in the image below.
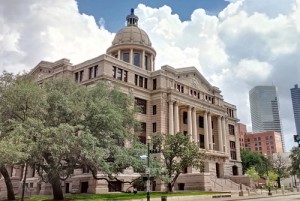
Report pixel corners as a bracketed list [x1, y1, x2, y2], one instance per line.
[116, 49, 155, 71]
[169, 101, 227, 153]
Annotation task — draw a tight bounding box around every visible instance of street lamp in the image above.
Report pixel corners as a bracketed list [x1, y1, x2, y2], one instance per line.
[140, 136, 151, 201]
[146, 136, 151, 201]
[264, 153, 272, 196]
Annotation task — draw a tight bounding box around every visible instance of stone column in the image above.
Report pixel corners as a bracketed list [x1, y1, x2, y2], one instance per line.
[130, 48, 133, 64]
[174, 102, 179, 134]
[117, 49, 121, 60]
[204, 111, 209, 149]
[192, 107, 197, 143]
[142, 50, 145, 69]
[217, 116, 223, 152]
[188, 106, 192, 141]
[169, 101, 174, 135]
[208, 113, 213, 150]
[150, 54, 154, 71]
[222, 117, 227, 153]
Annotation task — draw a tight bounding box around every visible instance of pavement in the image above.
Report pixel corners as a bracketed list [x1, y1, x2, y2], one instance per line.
[211, 191, 300, 201]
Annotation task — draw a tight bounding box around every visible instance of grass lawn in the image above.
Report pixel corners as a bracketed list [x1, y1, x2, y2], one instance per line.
[7, 191, 228, 201]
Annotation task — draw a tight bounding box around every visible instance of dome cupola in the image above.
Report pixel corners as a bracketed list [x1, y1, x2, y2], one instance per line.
[107, 9, 156, 72]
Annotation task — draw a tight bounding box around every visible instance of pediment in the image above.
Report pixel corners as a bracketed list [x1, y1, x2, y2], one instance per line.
[175, 67, 213, 94]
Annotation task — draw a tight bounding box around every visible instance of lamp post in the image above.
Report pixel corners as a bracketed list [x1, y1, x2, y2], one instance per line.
[146, 136, 151, 201]
[264, 153, 272, 196]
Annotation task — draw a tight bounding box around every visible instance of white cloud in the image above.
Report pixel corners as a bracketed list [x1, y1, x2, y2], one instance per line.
[0, 0, 299, 151]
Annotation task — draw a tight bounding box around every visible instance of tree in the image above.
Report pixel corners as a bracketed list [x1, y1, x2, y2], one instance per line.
[246, 166, 260, 188]
[0, 72, 38, 200]
[289, 147, 300, 178]
[271, 153, 289, 188]
[1, 78, 146, 201]
[152, 132, 206, 192]
[241, 149, 270, 177]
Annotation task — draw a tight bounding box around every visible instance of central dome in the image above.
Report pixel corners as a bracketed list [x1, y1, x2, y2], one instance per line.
[112, 26, 152, 47]
[106, 9, 156, 72]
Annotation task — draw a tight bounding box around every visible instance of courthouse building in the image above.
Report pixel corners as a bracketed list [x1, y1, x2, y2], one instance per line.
[0, 10, 243, 195]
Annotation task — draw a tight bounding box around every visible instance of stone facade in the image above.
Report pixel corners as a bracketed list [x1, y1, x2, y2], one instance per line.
[0, 10, 243, 196]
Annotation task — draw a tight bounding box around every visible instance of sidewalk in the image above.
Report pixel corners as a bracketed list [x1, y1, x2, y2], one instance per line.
[213, 191, 299, 201]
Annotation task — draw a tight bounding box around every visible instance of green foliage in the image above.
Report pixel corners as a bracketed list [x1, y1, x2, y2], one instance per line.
[152, 132, 206, 192]
[245, 166, 260, 182]
[0, 76, 147, 200]
[241, 149, 270, 177]
[263, 170, 278, 182]
[289, 147, 300, 177]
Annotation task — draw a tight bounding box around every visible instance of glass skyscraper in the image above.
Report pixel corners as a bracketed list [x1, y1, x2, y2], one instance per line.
[249, 86, 284, 150]
[291, 84, 300, 136]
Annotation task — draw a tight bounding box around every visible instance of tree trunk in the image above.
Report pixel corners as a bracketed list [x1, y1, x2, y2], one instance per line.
[50, 173, 64, 201]
[21, 163, 28, 201]
[277, 177, 281, 188]
[167, 183, 173, 192]
[0, 165, 15, 200]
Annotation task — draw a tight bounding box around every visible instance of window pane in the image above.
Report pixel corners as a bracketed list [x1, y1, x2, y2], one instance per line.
[117, 68, 122, 80]
[153, 79, 157, 90]
[123, 70, 128, 82]
[139, 76, 143, 87]
[123, 53, 129, 63]
[134, 53, 140, 67]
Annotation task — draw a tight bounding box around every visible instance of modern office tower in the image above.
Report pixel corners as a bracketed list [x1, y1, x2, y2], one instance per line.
[291, 84, 300, 136]
[249, 86, 284, 151]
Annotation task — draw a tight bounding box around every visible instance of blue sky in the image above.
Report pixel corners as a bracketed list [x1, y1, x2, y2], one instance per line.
[77, 0, 229, 32]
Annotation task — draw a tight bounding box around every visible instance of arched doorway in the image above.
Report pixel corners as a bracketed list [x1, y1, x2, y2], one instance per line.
[216, 163, 220, 178]
[232, 165, 238, 176]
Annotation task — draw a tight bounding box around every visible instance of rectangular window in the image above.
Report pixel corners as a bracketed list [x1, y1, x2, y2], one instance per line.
[153, 105, 157, 115]
[153, 123, 157, 133]
[153, 79, 157, 90]
[135, 98, 147, 114]
[112, 66, 116, 78]
[183, 131, 187, 136]
[139, 122, 146, 144]
[75, 72, 79, 82]
[183, 112, 188, 124]
[134, 53, 140, 66]
[144, 78, 148, 89]
[80, 70, 84, 82]
[199, 116, 204, 128]
[230, 151, 237, 160]
[123, 53, 129, 63]
[229, 124, 235, 135]
[230, 141, 236, 149]
[135, 74, 138, 85]
[123, 70, 128, 82]
[139, 76, 143, 87]
[94, 65, 98, 78]
[89, 67, 93, 79]
[117, 68, 122, 80]
[258, 137, 261, 141]
[211, 121, 214, 129]
[199, 134, 205, 149]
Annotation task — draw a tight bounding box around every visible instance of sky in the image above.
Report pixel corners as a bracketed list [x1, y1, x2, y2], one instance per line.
[0, 0, 299, 151]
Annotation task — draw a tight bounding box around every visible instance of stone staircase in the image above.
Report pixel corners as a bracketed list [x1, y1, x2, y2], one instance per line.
[210, 176, 249, 192]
